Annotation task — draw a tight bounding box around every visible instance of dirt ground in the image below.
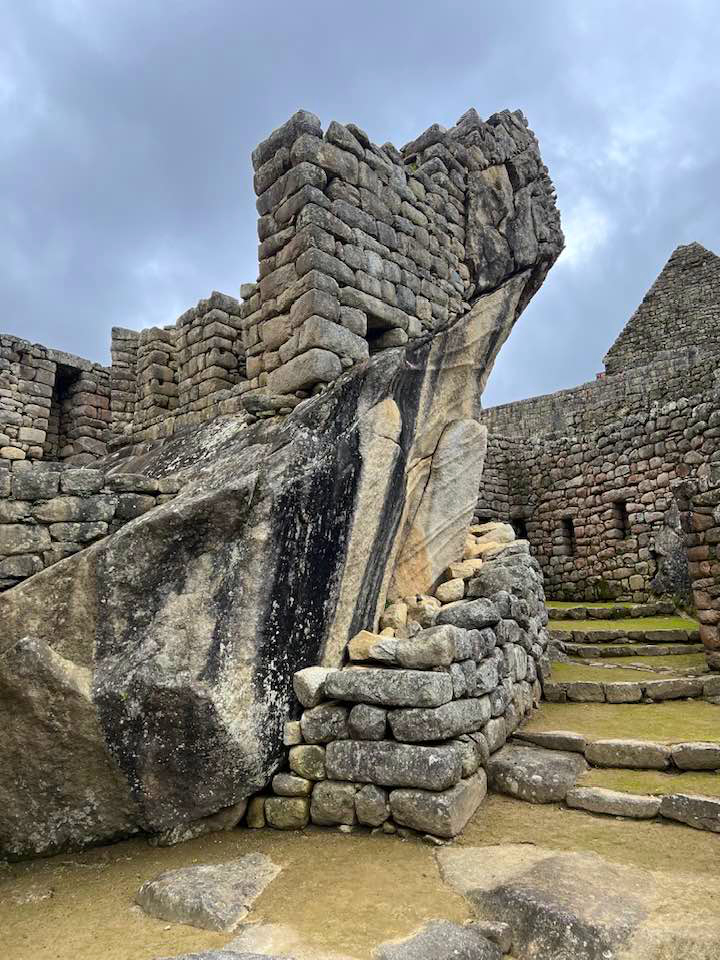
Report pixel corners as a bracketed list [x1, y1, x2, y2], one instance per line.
[4, 793, 720, 960]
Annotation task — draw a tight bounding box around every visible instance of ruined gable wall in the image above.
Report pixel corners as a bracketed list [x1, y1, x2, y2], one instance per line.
[603, 243, 720, 375]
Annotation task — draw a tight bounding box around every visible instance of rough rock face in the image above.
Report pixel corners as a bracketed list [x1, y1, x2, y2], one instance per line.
[0, 108, 562, 857]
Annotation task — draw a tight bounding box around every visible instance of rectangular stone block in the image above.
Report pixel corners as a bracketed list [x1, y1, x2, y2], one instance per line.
[325, 740, 462, 791]
[389, 772, 487, 838]
[267, 348, 342, 394]
[325, 667, 453, 708]
[388, 697, 491, 743]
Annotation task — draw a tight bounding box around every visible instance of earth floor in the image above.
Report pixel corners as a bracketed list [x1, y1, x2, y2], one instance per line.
[3, 791, 720, 960]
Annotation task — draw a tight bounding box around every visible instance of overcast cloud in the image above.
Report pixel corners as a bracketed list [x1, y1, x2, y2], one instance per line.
[1, 0, 718, 406]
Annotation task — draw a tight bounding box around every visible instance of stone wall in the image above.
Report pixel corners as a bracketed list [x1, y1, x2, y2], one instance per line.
[0, 460, 180, 590]
[237, 108, 559, 402]
[674, 465, 720, 670]
[476, 388, 720, 603]
[479, 346, 720, 441]
[603, 242, 720, 374]
[248, 526, 548, 838]
[0, 336, 111, 464]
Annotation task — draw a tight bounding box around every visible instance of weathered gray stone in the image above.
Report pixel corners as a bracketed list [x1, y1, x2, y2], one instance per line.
[564, 681, 605, 703]
[264, 796, 310, 830]
[267, 348, 342, 393]
[390, 772, 487, 839]
[395, 624, 463, 668]
[325, 667, 453, 708]
[326, 740, 462, 790]
[271, 773, 313, 797]
[604, 682, 643, 703]
[300, 702, 349, 744]
[585, 739, 671, 770]
[310, 779, 357, 825]
[659, 793, 720, 832]
[487, 744, 587, 803]
[643, 677, 704, 700]
[435, 598, 500, 630]
[671, 742, 720, 770]
[513, 729, 587, 753]
[566, 786, 661, 819]
[293, 667, 335, 708]
[288, 744, 326, 781]
[347, 630, 398, 663]
[373, 919, 501, 960]
[348, 703, 387, 740]
[135, 854, 280, 931]
[355, 783, 390, 826]
[388, 696, 491, 743]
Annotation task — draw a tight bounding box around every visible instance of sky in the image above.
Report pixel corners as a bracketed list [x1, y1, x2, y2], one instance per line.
[2, 0, 719, 407]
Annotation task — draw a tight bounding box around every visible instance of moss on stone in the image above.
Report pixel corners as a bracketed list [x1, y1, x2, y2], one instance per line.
[580, 767, 720, 798]
[549, 615, 698, 632]
[524, 700, 720, 743]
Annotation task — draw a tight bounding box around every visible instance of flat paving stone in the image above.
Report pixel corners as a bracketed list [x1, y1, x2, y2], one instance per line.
[136, 854, 281, 932]
[373, 919, 501, 960]
[585, 739, 671, 770]
[566, 785, 661, 819]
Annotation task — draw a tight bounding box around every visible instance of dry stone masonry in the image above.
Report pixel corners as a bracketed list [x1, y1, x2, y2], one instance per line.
[248, 524, 548, 839]
[476, 243, 720, 666]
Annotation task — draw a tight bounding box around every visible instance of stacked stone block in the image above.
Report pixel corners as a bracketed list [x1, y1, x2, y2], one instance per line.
[0, 460, 181, 590]
[135, 326, 180, 425]
[248, 524, 550, 839]
[674, 465, 720, 670]
[110, 327, 139, 437]
[0, 335, 110, 464]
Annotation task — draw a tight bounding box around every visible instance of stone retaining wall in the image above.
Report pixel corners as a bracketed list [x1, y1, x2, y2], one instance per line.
[0, 461, 180, 590]
[674, 464, 720, 670]
[476, 387, 720, 603]
[244, 525, 550, 839]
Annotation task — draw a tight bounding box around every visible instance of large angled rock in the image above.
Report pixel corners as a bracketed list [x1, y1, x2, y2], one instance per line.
[487, 744, 587, 803]
[136, 854, 281, 932]
[0, 109, 562, 856]
[0, 636, 138, 860]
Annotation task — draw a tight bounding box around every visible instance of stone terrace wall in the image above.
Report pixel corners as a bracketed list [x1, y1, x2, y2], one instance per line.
[0, 336, 111, 464]
[0, 461, 180, 590]
[476, 388, 720, 602]
[479, 346, 720, 441]
[674, 465, 720, 670]
[603, 242, 720, 375]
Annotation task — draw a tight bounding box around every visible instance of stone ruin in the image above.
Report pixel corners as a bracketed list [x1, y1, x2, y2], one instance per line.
[475, 241, 720, 667]
[1, 103, 719, 900]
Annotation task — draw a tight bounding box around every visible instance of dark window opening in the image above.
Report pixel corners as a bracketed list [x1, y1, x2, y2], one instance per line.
[512, 517, 529, 540]
[561, 517, 576, 557]
[45, 364, 80, 461]
[613, 500, 630, 538]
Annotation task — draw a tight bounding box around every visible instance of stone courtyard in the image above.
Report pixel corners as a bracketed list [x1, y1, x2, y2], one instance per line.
[1, 107, 719, 960]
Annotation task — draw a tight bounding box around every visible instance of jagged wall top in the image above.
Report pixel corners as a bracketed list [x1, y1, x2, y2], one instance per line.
[242, 107, 562, 398]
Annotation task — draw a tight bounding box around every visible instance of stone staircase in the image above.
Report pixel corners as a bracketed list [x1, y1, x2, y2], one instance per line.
[487, 598, 720, 835]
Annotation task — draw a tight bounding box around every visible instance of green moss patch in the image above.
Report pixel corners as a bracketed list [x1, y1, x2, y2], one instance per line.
[546, 600, 635, 609]
[580, 767, 720, 798]
[525, 700, 720, 743]
[549, 660, 703, 683]
[549, 616, 698, 632]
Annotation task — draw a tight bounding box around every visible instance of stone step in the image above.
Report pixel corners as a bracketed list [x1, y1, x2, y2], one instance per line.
[560, 641, 705, 658]
[546, 600, 678, 621]
[544, 674, 718, 704]
[513, 730, 720, 771]
[550, 626, 700, 645]
[520, 698, 720, 746]
[549, 654, 708, 684]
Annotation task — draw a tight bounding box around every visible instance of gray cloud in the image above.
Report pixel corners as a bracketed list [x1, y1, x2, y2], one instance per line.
[1, 0, 718, 405]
